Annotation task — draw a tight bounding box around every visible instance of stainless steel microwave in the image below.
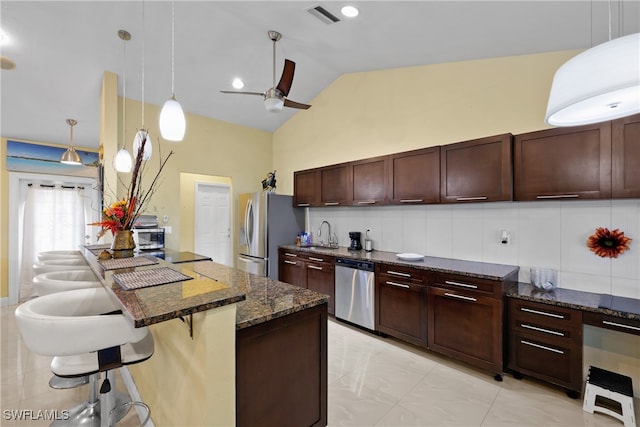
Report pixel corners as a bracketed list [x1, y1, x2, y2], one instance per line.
[133, 228, 165, 250]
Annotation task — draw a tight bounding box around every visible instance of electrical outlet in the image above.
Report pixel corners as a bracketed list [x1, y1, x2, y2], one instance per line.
[500, 230, 510, 245]
[164, 226, 172, 235]
[163, 214, 169, 223]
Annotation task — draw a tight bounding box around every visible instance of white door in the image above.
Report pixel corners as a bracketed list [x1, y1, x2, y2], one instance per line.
[194, 183, 232, 266]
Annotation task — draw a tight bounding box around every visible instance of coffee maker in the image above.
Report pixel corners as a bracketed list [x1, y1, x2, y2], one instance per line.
[348, 231, 363, 251]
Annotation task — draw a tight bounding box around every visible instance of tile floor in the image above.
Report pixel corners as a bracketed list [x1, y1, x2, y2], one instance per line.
[2, 302, 638, 427]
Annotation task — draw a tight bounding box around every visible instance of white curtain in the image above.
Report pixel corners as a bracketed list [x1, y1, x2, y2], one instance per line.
[19, 185, 86, 300]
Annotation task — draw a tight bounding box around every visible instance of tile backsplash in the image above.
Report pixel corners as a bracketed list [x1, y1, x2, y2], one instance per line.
[308, 199, 640, 298]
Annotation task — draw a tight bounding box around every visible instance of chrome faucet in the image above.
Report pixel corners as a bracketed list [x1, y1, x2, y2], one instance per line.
[317, 221, 334, 247]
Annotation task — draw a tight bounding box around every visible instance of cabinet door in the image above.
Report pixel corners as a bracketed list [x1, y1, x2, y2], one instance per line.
[320, 164, 351, 206]
[428, 287, 502, 374]
[389, 147, 440, 205]
[279, 256, 306, 288]
[440, 134, 512, 203]
[293, 169, 319, 207]
[306, 262, 335, 315]
[351, 156, 388, 206]
[376, 277, 427, 347]
[612, 113, 640, 198]
[514, 122, 612, 200]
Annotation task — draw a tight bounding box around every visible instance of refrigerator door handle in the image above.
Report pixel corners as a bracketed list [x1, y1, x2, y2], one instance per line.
[245, 199, 253, 248]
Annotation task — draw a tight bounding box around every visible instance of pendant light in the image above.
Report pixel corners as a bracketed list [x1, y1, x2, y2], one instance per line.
[60, 119, 82, 165]
[114, 29, 133, 173]
[158, 0, 185, 141]
[133, 1, 152, 160]
[545, 1, 640, 126]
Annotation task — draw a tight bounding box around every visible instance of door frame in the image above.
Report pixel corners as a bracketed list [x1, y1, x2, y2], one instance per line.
[194, 181, 232, 266]
[6, 172, 99, 306]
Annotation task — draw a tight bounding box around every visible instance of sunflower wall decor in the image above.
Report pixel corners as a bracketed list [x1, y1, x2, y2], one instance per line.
[587, 227, 631, 258]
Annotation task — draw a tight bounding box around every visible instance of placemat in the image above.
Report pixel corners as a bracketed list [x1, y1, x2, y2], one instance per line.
[98, 256, 159, 271]
[112, 267, 194, 290]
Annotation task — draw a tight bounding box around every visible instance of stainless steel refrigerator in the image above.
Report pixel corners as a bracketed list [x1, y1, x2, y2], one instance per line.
[237, 192, 305, 279]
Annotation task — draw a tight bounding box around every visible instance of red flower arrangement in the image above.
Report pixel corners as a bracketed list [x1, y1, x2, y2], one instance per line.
[587, 227, 631, 258]
[90, 132, 173, 239]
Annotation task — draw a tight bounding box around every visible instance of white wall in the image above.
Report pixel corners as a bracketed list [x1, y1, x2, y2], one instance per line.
[308, 199, 640, 299]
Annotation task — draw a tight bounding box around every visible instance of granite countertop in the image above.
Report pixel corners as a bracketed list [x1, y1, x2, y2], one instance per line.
[507, 283, 640, 321]
[280, 244, 519, 281]
[181, 261, 329, 330]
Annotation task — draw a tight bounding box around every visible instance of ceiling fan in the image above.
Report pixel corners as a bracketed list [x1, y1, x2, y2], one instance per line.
[221, 31, 311, 112]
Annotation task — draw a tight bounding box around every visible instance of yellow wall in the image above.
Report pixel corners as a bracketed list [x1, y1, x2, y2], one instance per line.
[273, 50, 581, 195]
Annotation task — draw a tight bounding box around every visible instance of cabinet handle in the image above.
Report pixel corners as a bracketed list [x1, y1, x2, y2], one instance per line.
[444, 292, 477, 302]
[385, 281, 410, 289]
[309, 257, 324, 262]
[536, 194, 579, 199]
[520, 307, 565, 319]
[387, 270, 411, 278]
[324, 202, 340, 206]
[308, 265, 323, 270]
[357, 200, 376, 204]
[297, 203, 310, 207]
[521, 339, 564, 355]
[456, 196, 488, 201]
[444, 280, 477, 289]
[400, 199, 423, 203]
[602, 320, 640, 332]
[284, 253, 298, 257]
[521, 323, 565, 337]
[284, 260, 297, 265]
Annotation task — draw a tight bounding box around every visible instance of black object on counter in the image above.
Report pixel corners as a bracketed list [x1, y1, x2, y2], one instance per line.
[348, 231, 362, 251]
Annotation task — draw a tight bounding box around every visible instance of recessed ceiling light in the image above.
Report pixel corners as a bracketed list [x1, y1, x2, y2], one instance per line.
[341, 5, 359, 18]
[232, 78, 245, 89]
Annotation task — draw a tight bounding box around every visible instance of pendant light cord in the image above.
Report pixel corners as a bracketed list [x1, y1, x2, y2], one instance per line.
[171, 0, 175, 97]
[141, 1, 145, 128]
[122, 36, 126, 149]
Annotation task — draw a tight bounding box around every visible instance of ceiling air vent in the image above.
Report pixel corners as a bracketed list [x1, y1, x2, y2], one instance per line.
[307, 5, 341, 24]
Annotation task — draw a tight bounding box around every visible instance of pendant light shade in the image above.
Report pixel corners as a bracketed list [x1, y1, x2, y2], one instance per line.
[114, 148, 133, 172]
[133, 129, 152, 160]
[545, 32, 640, 127]
[60, 119, 82, 165]
[159, 1, 185, 141]
[159, 95, 185, 141]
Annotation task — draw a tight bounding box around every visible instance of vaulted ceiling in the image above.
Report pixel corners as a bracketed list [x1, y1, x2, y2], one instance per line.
[1, 1, 638, 149]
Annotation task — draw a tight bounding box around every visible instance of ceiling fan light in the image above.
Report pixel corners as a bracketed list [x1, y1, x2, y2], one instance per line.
[264, 97, 284, 112]
[159, 96, 186, 141]
[60, 147, 82, 165]
[133, 129, 153, 160]
[545, 32, 640, 127]
[114, 148, 133, 172]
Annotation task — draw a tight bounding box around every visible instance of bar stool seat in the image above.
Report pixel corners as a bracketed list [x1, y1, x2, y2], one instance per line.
[583, 365, 636, 427]
[33, 260, 90, 276]
[38, 250, 84, 262]
[33, 269, 101, 296]
[15, 288, 154, 427]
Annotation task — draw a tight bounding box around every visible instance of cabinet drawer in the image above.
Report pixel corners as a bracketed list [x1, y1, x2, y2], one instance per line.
[433, 273, 500, 297]
[376, 263, 425, 284]
[281, 250, 303, 260]
[302, 253, 334, 265]
[305, 262, 334, 273]
[583, 311, 640, 336]
[510, 299, 582, 329]
[508, 331, 582, 392]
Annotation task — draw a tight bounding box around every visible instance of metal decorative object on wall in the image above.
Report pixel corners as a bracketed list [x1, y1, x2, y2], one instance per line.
[262, 170, 276, 192]
[587, 227, 631, 258]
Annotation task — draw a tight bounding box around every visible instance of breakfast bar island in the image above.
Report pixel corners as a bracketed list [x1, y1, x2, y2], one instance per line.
[82, 247, 328, 427]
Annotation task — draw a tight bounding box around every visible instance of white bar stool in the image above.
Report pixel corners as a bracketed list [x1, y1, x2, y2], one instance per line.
[15, 288, 154, 427]
[33, 259, 91, 276]
[583, 365, 636, 427]
[33, 269, 101, 296]
[37, 250, 84, 262]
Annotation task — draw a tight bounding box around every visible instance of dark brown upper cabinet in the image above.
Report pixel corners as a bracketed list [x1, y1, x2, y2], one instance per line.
[350, 156, 388, 206]
[389, 147, 440, 205]
[514, 123, 612, 201]
[440, 134, 513, 203]
[293, 169, 320, 207]
[320, 163, 351, 206]
[612, 113, 640, 198]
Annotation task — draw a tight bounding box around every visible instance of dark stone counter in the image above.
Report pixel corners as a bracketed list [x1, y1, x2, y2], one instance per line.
[280, 244, 519, 281]
[507, 282, 640, 321]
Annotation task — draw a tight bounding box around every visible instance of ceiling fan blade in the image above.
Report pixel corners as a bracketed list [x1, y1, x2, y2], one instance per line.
[284, 98, 311, 110]
[276, 59, 296, 97]
[220, 91, 265, 97]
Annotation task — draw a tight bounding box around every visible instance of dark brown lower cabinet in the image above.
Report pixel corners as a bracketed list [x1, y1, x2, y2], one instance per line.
[236, 303, 328, 427]
[507, 298, 583, 397]
[376, 277, 427, 347]
[428, 286, 503, 377]
[306, 261, 335, 315]
[279, 249, 306, 288]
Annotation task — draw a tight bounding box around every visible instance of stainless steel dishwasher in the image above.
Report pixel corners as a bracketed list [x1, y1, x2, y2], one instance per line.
[334, 258, 375, 331]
